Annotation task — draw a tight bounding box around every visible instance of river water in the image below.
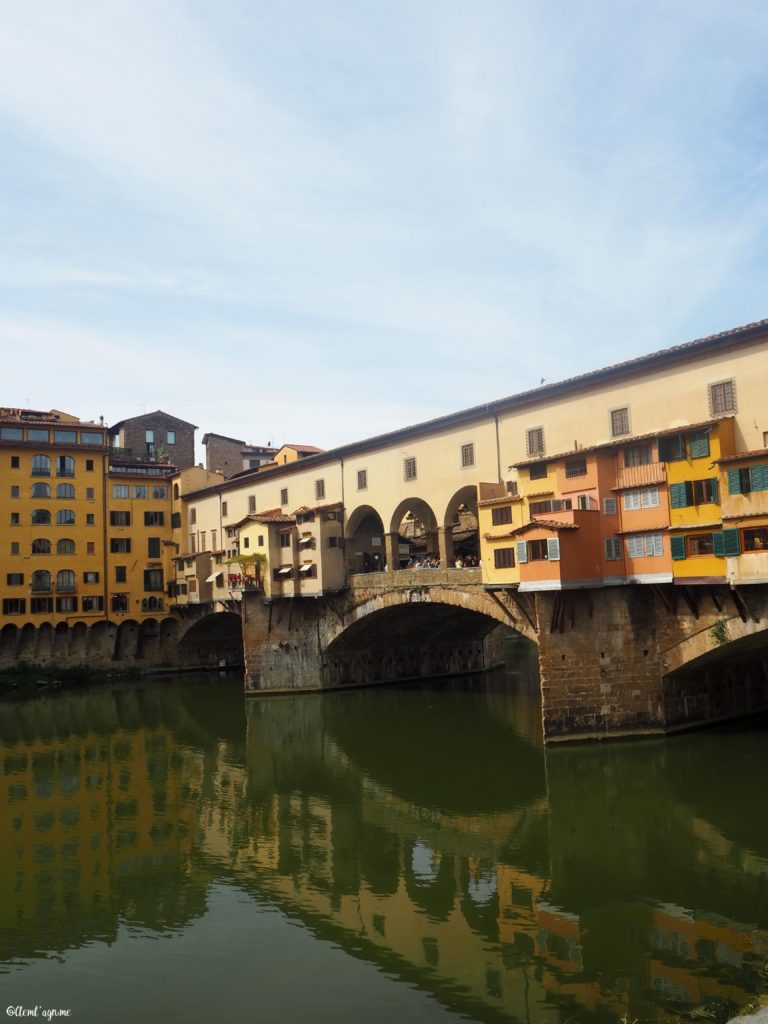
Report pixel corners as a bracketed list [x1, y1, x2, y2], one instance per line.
[1, 660, 767, 1024]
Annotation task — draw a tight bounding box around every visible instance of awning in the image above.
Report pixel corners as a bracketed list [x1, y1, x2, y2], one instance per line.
[298, 535, 313, 545]
[299, 564, 314, 573]
[278, 567, 292, 574]
[205, 572, 223, 583]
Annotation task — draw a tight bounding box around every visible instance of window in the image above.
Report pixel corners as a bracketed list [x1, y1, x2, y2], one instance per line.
[357, 469, 368, 490]
[529, 540, 548, 560]
[31, 482, 50, 498]
[115, 566, 127, 583]
[56, 455, 75, 477]
[147, 537, 161, 558]
[111, 594, 129, 612]
[110, 511, 131, 526]
[56, 483, 75, 499]
[565, 458, 587, 478]
[10, 542, 19, 555]
[258, 535, 264, 547]
[110, 539, 131, 553]
[152, 486, 167, 499]
[658, 433, 685, 462]
[26, 428, 48, 442]
[57, 539, 75, 554]
[248, 495, 256, 513]
[56, 597, 77, 613]
[610, 407, 630, 437]
[529, 463, 547, 480]
[190, 508, 197, 525]
[83, 572, 99, 584]
[171, 512, 181, 529]
[2, 599, 25, 615]
[494, 548, 515, 569]
[624, 444, 653, 467]
[491, 506, 513, 526]
[31, 539, 51, 555]
[56, 509, 76, 525]
[688, 430, 710, 459]
[626, 533, 664, 558]
[1, 427, 23, 440]
[404, 457, 417, 481]
[623, 486, 659, 511]
[727, 464, 768, 494]
[144, 569, 164, 591]
[54, 429, 76, 443]
[693, 478, 718, 505]
[687, 533, 715, 556]
[166, 430, 176, 445]
[86, 514, 95, 526]
[56, 570, 76, 592]
[280, 532, 291, 548]
[222, 501, 228, 517]
[280, 488, 288, 506]
[530, 498, 571, 515]
[82, 597, 104, 612]
[315, 479, 325, 500]
[144, 511, 164, 526]
[461, 443, 475, 468]
[506, 480, 519, 496]
[329, 536, 343, 549]
[10, 513, 19, 526]
[80, 431, 103, 445]
[85, 459, 94, 471]
[743, 527, 768, 551]
[6, 573, 23, 585]
[31, 598, 53, 613]
[86, 487, 95, 500]
[133, 485, 148, 499]
[31, 570, 51, 592]
[32, 509, 51, 525]
[526, 427, 545, 457]
[31, 454, 50, 476]
[112, 484, 129, 499]
[577, 494, 590, 510]
[9, 484, 20, 497]
[243, 536, 250, 549]
[603, 497, 618, 515]
[604, 537, 622, 560]
[86, 542, 95, 554]
[708, 379, 737, 415]
[211, 529, 217, 550]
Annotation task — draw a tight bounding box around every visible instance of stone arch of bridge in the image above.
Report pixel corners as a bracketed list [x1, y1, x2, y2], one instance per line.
[663, 612, 768, 676]
[177, 610, 244, 668]
[323, 585, 537, 652]
[344, 504, 386, 574]
[389, 497, 440, 566]
[442, 484, 480, 564]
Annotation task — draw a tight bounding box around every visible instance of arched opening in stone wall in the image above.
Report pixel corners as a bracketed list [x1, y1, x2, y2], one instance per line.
[70, 622, 88, 660]
[389, 498, 439, 568]
[178, 611, 243, 669]
[345, 504, 386, 575]
[113, 619, 140, 661]
[443, 485, 480, 567]
[0, 624, 18, 664]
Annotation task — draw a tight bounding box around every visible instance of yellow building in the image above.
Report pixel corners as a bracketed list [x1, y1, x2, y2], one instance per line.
[0, 408, 110, 629]
[716, 444, 768, 584]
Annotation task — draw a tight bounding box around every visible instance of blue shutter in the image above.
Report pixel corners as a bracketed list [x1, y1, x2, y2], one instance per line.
[727, 468, 742, 494]
[712, 532, 726, 557]
[670, 536, 686, 560]
[516, 541, 528, 564]
[688, 430, 710, 459]
[669, 482, 690, 508]
[546, 537, 560, 562]
[749, 464, 768, 492]
[711, 478, 719, 504]
[722, 529, 740, 557]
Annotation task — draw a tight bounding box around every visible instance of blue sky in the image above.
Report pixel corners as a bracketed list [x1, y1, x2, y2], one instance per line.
[2, 0, 767, 451]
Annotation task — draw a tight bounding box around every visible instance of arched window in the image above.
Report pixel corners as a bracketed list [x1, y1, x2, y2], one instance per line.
[173, 483, 180, 500]
[31, 508, 51, 525]
[56, 509, 76, 526]
[31, 482, 51, 498]
[57, 538, 76, 554]
[31, 454, 51, 477]
[56, 483, 76, 499]
[56, 570, 76, 592]
[31, 538, 51, 555]
[56, 455, 75, 477]
[31, 569, 51, 592]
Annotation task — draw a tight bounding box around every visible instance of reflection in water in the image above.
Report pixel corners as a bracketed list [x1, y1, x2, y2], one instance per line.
[1, 668, 767, 1023]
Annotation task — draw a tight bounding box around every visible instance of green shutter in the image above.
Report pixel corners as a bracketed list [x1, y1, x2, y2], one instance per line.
[712, 532, 725, 557]
[711, 478, 719, 504]
[727, 468, 742, 494]
[669, 482, 691, 508]
[749, 464, 768, 492]
[688, 430, 710, 460]
[722, 528, 740, 557]
[670, 536, 687, 560]
[546, 537, 560, 562]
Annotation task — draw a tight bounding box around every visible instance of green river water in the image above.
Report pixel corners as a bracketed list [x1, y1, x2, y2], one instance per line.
[1, 659, 767, 1024]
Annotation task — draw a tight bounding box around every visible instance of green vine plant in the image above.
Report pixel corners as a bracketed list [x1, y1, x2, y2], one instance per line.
[710, 618, 729, 647]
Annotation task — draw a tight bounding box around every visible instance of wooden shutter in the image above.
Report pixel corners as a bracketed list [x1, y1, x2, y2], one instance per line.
[722, 528, 740, 556]
[669, 482, 689, 508]
[516, 541, 528, 563]
[670, 536, 686, 560]
[546, 537, 560, 561]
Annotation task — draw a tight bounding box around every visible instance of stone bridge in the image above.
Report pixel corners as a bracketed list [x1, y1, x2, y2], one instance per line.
[241, 571, 768, 743]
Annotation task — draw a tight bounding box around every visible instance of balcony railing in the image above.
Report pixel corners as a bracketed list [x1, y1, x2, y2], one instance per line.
[615, 462, 666, 489]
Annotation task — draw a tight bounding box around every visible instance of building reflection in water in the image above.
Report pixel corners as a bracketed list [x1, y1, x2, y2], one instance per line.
[1, 671, 767, 1024]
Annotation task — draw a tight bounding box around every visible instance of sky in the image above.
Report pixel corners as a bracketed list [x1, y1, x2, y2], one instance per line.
[2, 0, 768, 453]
